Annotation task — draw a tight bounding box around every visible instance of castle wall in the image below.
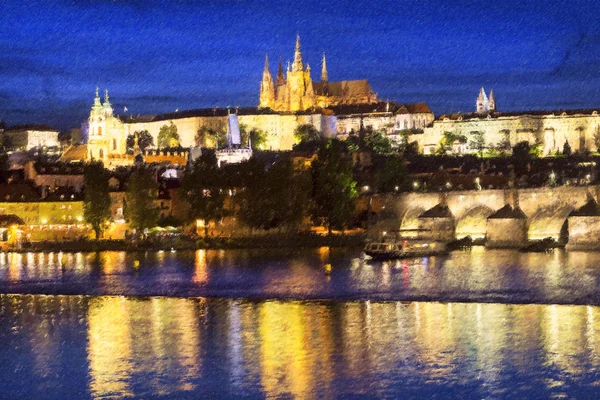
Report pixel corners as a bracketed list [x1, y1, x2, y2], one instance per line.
[415, 113, 600, 155]
[124, 116, 227, 148]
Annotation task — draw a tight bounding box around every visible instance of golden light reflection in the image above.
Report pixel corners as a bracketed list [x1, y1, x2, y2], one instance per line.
[194, 249, 208, 284]
[88, 296, 133, 398]
[100, 251, 127, 274]
[87, 296, 201, 398]
[258, 300, 334, 399]
[541, 304, 587, 376]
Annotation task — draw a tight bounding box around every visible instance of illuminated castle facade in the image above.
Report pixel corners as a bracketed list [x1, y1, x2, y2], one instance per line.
[259, 36, 378, 112]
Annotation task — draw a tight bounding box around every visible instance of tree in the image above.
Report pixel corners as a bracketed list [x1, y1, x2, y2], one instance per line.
[563, 141, 572, 156]
[83, 162, 111, 239]
[239, 125, 267, 149]
[267, 158, 311, 230]
[374, 155, 407, 192]
[311, 140, 358, 234]
[594, 125, 600, 152]
[182, 151, 227, 236]
[126, 130, 154, 152]
[361, 127, 394, 155]
[157, 122, 180, 148]
[512, 141, 531, 161]
[125, 168, 159, 234]
[437, 131, 466, 155]
[236, 158, 269, 231]
[294, 124, 322, 143]
[468, 131, 486, 157]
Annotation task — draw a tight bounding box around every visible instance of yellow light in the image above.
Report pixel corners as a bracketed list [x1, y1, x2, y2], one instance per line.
[41, 218, 48, 224]
[77, 216, 83, 222]
[196, 219, 205, 228]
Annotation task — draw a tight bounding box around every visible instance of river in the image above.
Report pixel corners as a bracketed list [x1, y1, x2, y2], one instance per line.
[2, 248, 600, 398]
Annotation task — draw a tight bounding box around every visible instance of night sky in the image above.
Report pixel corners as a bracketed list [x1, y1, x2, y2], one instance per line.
[2, 0, 600, 130]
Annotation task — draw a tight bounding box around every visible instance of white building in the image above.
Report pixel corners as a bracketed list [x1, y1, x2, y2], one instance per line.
[3, 124, 60, 150]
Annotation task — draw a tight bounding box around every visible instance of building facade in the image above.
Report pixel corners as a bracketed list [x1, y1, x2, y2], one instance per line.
[414, 109, 600, 155]
[87, 88, 127, 161]
[3, 125, 60, 150]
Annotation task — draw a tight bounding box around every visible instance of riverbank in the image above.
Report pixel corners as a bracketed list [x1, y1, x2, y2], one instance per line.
[12, 232, 366, 253]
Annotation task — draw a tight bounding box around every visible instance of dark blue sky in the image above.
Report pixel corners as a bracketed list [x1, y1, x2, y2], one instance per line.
[2, 0, 600, 130]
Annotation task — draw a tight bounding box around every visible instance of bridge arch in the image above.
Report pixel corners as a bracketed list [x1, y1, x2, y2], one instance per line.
[527, 205, 573, 242]
[455, 205, 495, 239]
[400, 206, 427, 236]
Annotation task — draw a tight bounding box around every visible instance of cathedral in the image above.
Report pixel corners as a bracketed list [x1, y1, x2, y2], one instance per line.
[259, 36, 378, 112]
[476, 87, 496, 113]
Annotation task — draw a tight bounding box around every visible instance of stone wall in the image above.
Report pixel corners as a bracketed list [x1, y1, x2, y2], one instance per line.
[486, 219, 527, 248]
[412, 112, 600, 155]
[566, 216, 600, 250]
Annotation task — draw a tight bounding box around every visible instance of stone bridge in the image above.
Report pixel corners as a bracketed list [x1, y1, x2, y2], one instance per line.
[370, 185, 600, 248]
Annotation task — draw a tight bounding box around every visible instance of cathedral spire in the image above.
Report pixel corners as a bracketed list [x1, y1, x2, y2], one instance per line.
[104, 89, 110, 105]
[488, 89, 496, 111]
[292, 34, 304, 72]
[259, 53, 275, 108]
[321, 53, 328, 83]
[276, 57, 285, 86]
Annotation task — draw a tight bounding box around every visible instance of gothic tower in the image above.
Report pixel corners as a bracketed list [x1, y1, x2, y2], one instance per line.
[321, 53, 328, 83]
[259, 54, 275, 108]
[286, 35, 315, 111]
[476, 87, 488, 113]
[488, 89, 496, 112]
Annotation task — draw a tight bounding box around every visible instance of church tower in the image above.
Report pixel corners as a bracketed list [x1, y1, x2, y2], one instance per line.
[88, 88, 108, 160]
[286, 35, 315, 111]
[476, 87, 488, 113]
[321, 53, 328, 83]
[488, 89, 496, 112]
[259, 54, 275, 108]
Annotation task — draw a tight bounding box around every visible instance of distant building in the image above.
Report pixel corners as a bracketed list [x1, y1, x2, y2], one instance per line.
[476, 87, 496, 113]
[3, 124, 60, 150]
[414, 106, 600, 156]
[331, 102, 434, 137]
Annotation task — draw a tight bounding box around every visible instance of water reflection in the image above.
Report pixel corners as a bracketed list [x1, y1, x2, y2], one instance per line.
[4, 248, 600, 304]
[2, 295, 600, 398]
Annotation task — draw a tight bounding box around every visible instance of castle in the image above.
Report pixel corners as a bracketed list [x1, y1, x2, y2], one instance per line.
[259, 36, 378, 111]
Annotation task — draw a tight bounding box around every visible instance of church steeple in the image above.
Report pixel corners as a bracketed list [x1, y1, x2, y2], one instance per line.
[259, 53, 275, 108]
[488, 89, 496, 111]
[91, 87, 103, 116]
[292, 35, 304, 72]
[276, 57, 285, 86]
[102, 89, 113, 116]
[321, 53, 328, 83]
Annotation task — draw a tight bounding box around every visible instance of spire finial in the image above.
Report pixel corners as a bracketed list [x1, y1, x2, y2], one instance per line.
[104, 89, 109, 103]
[95, 87, 99, 98]
[321, 53, 328, 83]
[264, 53, 269, 71]
[292, 35, 304, 72]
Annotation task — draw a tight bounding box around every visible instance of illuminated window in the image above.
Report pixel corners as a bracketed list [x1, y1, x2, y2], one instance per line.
[113, 138, 117, 150]
[98, 126, 102, 136]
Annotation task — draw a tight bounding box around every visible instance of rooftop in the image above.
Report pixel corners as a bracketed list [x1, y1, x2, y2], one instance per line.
[5, 124, 59, 132]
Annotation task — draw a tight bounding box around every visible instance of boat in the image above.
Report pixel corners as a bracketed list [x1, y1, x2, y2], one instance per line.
[364, 239, 448, 260]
